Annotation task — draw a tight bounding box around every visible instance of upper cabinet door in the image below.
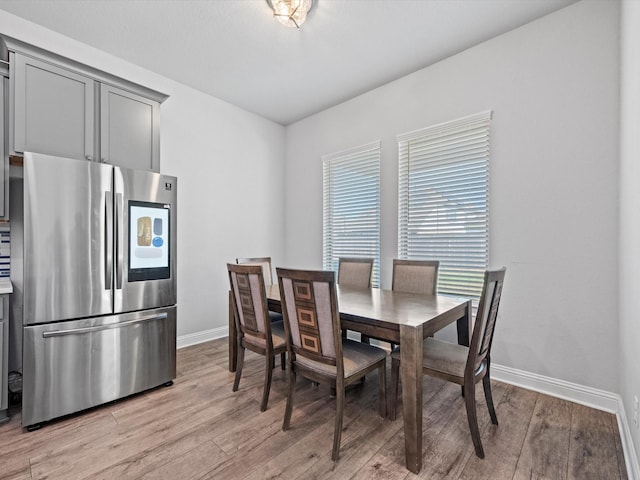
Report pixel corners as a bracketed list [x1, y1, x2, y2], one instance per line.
[12, 53, 95, 161]
[100, 84, 160, 172]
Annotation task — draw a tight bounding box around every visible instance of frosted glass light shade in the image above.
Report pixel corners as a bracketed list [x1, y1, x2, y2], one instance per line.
[267, 0, 313, 29]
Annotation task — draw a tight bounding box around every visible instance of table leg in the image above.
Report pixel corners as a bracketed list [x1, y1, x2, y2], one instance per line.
[229, 290, 237, 372]
[456, 300, 472, 347]
[400, 323, 424, 474]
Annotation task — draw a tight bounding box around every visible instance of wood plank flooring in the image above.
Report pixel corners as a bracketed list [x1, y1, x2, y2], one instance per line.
[0, 339, 628, 479]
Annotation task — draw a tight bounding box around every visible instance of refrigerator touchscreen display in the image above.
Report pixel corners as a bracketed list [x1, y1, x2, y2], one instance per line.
[128, 200, 171, 281]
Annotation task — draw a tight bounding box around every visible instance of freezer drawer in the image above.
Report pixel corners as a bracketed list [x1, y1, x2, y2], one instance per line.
[22, 306, 176, 428]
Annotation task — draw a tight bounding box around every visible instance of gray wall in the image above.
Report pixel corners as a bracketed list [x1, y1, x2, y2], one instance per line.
[619, 0, 640, 469]
[283, 0, 620, 392]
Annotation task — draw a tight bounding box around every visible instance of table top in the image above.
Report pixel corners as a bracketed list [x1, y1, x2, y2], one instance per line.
[265, 283, 470, 329]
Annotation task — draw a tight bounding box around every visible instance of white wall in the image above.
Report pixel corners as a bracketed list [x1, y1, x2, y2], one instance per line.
[284, 0, 620, 392]
[619, 0, 640, 472]
[1, 1, 634, 462]
[0, 10, 286, 343]
[0, 1, 625, 395]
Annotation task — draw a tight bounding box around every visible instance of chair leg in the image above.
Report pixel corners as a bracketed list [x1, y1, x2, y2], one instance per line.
[332, 385, 345, 462]
[232, 343, 245, 392]
[378, 363, 387, 418]
[358, 334, 371, 383]
[483, 374, 498, 425]
[464, 382, 485, 458]
[260, 354, 274, 412]
[280, 352, 286, 370]
[282, 365, 296, 431]
[389, 356, 400, 421]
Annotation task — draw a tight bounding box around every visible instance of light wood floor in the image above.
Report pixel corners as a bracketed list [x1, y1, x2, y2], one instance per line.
[0, 338, 628, 480]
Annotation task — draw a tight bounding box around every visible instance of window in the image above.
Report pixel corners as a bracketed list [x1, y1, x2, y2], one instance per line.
[397, 111, 491, 302]
[323, 141, 381, 287]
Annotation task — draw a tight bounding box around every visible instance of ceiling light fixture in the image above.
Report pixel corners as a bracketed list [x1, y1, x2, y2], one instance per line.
[266, 0, 313, 29]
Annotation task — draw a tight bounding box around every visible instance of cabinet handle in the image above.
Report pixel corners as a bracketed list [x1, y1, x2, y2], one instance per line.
[85, 155, 93, 161]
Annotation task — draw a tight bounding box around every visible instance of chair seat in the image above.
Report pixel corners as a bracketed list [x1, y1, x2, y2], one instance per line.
[391, 337, 469, 380]
[297, 339, 387, 378]
[244, 321, 286, 350]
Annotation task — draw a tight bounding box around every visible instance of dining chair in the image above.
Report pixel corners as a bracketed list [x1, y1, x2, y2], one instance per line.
[337, 257, 374, 288]
[392, 259, 439, 295]
[236, 257, 275, 286]
[227, 263, 287, 412]
[337, 257, 374, 345]
[389, 267, 506, 459]
[276, 267, 387, 462]
[237, 256, 283, 321]
[364, 259, 441, 348]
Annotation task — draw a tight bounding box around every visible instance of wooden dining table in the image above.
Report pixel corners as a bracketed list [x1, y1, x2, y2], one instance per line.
[228, 284, 472, 474]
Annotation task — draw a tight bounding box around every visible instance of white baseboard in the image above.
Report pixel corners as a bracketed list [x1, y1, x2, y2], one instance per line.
[492, 363, 639, 480]
[491, 363, 619, 413]
[176, 326, 228, 349]
[616, 397, 640, 480]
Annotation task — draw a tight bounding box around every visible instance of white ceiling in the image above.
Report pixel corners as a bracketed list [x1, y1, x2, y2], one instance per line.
[0, 0, 576, 125]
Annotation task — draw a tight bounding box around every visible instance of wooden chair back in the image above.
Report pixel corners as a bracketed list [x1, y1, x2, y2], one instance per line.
[276, 268, 343, 375]
[392, 259, 439, 295]
[337, 257, 373, 288]
[236, 257, 274, 286]
[228, 263, 272, 344]
[466, 268, 506, 379]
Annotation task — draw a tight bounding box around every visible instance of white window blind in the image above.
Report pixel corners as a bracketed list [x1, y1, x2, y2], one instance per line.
[397, 111, 491, 302]
[323, 141, 381, 287]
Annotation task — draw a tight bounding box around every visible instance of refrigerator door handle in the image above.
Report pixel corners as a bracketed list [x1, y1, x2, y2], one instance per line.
[105, 191, 113, 290]
[115, 193, 124, 290]
[41, 313, 169, 338]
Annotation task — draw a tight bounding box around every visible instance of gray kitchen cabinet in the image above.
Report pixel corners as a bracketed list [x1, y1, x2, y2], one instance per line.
[11, 53, 95, 162]
[1, 36, 167, 172]
[100, 84, 160, 171]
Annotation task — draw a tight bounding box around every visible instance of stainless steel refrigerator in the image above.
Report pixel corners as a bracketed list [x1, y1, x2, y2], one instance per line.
[17, 152, 177, 429]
